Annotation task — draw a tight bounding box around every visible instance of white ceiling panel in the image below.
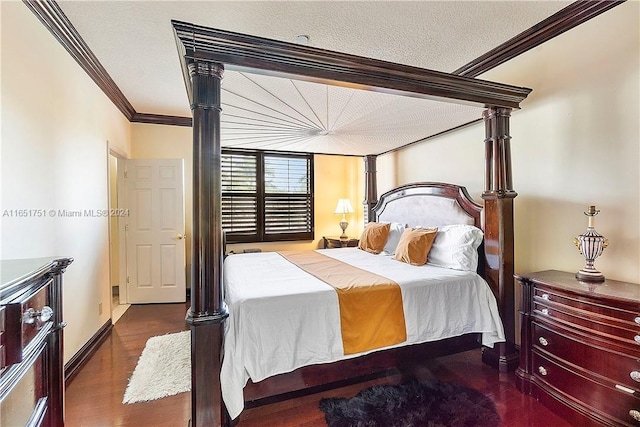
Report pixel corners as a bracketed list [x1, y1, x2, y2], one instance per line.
[219, 71, 484, 155]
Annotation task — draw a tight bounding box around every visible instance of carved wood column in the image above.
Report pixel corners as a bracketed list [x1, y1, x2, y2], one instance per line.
[185, 60, 229, 427]
[49, 257, 73, 427]
[363, 155, 378, 222]
[480, 107, 518, 372]
[514, 275, 534, 392]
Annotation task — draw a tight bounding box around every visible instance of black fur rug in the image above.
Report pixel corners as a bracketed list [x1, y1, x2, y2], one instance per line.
[319, 379, 500, 427]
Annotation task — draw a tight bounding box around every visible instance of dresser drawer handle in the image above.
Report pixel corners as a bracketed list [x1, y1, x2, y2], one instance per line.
[616, 384, 636, 394]
[541, 293, 550, 301]
[538, 366, 548, 376]
[541, 308, 549, 315]
[635, 317, 640, 325]
[630, 410, 640, 422]
[538, 337, 549, 346]
[631, 371, 640, 382]
[22, 306, 54, 325]
[635, 335, 640, 344]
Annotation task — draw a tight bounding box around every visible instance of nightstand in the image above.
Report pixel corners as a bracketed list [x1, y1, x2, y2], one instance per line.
[322, 236, 359, 249]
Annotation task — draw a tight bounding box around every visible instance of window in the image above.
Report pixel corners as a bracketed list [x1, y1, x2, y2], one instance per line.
[222, 149, 314, 242]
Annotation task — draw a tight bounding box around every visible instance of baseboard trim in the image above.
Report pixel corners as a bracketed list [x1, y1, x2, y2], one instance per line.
[64, 319, 113, 386]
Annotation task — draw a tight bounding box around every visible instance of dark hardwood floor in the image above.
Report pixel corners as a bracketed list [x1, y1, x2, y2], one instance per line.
[66, 303, 572, 426]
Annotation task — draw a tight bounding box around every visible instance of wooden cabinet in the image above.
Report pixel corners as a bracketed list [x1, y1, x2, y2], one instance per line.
[515, 270, 640, 426]
[322, 236, 359, 249]
[0, 257, 73, 427]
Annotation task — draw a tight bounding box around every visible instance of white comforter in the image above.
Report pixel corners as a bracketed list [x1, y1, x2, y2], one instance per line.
[221, 248, 505, 419]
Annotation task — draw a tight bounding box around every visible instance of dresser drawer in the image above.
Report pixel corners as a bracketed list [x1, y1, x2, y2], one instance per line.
[4, 279, 53, 365]
[0, 340, 48, 427]
[534, 286, 639, 327]
[533, 295, 640, 352]
[532, 351, 640, 426]
[1, 257, 72, 427]
[533, 321, 640, 392]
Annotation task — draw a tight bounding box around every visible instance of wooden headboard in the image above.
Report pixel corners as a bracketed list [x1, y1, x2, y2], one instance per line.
[373, 182, 482, 228]
[372, 182, 487, 281]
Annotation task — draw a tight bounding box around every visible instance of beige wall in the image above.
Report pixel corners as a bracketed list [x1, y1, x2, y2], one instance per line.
[1, 3, 132, 363]
[379, 2, 639, 283]
[131, 124, 364, 282]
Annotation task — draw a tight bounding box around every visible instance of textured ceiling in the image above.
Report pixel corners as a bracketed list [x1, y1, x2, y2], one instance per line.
[56, 1, 571, 155]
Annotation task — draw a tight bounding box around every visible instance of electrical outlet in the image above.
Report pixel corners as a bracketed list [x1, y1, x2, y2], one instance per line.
[99, 302, 103, 315]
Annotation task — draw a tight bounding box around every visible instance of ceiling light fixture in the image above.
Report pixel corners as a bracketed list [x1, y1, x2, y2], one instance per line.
[294, 35, 309, 45]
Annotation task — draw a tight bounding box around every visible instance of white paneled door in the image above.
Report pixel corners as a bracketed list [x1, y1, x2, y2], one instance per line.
[122, 159, 186, 303]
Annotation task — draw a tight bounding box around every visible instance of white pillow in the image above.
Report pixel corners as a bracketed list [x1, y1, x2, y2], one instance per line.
[427, 224, 484, 271]
[380, 222, 407, 255]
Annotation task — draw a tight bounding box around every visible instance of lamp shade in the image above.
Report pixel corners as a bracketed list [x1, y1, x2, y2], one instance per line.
[334, 199, 354, 215]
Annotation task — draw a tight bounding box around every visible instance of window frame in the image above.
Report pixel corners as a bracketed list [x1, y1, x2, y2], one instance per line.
[221, 148, 314, 243]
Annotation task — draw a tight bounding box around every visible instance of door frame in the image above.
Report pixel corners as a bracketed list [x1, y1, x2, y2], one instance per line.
[107, 142, 129, 306]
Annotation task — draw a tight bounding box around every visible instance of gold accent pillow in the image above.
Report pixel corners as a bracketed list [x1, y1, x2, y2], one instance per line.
[394, 227, 438, 266]
[358, 222, 391, 254]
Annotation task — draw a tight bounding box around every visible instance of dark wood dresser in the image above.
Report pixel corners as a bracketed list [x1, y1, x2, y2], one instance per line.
[515, 270, 640, 426]
[0, 257, 73, 427]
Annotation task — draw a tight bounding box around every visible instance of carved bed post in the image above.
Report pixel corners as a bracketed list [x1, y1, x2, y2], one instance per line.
[480, 107, 518, 372]
[363, 155, 378, 222]
[186, 60, 229, 427]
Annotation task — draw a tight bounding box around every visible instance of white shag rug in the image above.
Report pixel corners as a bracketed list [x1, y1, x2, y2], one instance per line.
[123, 330, 190, 404]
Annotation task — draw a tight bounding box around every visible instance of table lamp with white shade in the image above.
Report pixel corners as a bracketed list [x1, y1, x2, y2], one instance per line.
[334, 198, 354, 238]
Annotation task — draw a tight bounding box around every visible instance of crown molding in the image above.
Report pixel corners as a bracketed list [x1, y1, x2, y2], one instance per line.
[24, 0, 194, 128]
[453, 0, 625, 77]
[23, 0, 136, 121]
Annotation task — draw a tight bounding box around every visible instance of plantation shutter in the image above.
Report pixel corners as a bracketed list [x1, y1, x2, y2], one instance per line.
[221, 152, 258, 241]
[221, 149, 314, 243]
[264, 154, 313, 240]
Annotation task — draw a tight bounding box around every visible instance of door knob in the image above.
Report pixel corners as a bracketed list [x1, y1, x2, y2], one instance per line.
[177, 234, 186, 240]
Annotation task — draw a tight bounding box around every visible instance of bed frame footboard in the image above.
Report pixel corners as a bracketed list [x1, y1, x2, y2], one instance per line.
[243, 334, 481, 409]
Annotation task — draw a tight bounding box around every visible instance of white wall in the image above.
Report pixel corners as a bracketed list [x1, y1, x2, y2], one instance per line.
[379, 2, 639, 283]
[1, 2, 131, 363]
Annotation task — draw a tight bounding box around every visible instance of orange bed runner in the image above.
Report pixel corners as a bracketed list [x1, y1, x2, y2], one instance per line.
[278, 251, 407, 355]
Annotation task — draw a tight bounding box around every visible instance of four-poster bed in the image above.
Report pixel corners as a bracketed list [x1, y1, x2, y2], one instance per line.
[171, 20, 531, 426]
[222, 182, 504, 420]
